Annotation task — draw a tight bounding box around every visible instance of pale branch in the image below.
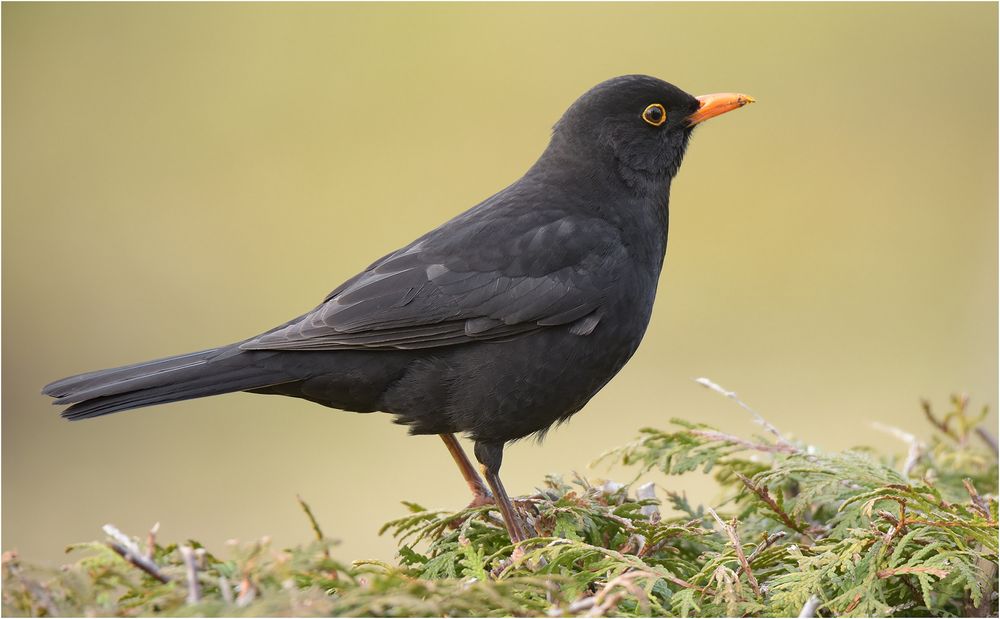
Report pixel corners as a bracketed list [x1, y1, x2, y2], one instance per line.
[219, 575, 234, 605]
[103, 524, 142, 555]
[107, 543, 170, 584]
[871, 422, 925, 477]
[103, 524, 170, 584]
[179, 545, 201, 604]
[564, 596, 597, 615]
[694, 377, 794, 448]
[798, 595, 821, 618]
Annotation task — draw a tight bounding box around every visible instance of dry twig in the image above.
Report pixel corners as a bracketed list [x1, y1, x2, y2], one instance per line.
[739, 531, 787, 576]
[694, 377, 795, 449]
[963, 479, 992, 520]
[707, 507, 761, 597]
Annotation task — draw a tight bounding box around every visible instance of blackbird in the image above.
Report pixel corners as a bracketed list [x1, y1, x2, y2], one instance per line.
[43, 75, 753, 544]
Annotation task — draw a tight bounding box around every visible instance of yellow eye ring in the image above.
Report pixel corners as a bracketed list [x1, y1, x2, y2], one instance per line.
[642, 103, 667, 127]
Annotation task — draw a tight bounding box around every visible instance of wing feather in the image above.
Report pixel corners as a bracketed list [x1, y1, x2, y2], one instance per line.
[241, 211, 624, 352]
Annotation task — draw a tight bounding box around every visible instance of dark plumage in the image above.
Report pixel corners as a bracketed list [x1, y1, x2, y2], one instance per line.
[43, 75, 753, 544]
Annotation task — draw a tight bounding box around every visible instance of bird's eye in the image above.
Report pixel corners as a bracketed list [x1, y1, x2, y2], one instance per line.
[642, 103, 666, 127]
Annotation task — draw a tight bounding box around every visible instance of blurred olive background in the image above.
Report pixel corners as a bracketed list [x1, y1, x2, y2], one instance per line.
[3, 3, 997, 565]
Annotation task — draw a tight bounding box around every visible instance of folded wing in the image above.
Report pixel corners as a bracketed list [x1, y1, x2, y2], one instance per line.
[240, 213, 623, 352]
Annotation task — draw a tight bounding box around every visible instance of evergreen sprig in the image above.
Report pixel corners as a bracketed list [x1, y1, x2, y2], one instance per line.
[4, 393, 996, 617]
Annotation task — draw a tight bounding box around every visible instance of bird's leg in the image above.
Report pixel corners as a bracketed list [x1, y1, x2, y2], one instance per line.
[474, 441, 528, 544]
[439, 434, 493, 507]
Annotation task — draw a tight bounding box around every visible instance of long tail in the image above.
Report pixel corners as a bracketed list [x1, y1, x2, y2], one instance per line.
[42, 346, 293, 420]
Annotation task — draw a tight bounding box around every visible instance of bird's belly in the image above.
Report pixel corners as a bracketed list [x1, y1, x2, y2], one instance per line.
[382, 297, 655, 443]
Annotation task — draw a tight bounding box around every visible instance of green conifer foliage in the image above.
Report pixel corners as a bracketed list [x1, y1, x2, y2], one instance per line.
[4, 394, 997, 617]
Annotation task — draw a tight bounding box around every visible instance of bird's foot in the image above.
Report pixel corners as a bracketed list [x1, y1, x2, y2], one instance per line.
[447, 490, 496, 529]
[466, 491, 495, 509]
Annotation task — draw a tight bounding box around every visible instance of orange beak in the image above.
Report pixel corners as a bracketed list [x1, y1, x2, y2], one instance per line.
[688, 93, 756, 125]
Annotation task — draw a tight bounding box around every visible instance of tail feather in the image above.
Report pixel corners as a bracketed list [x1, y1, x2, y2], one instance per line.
[43, 346, 293, 420]
[42, 348, 224, 399]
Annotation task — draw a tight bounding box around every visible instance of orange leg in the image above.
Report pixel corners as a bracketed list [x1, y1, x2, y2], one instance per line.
[439, 434, 493, 507]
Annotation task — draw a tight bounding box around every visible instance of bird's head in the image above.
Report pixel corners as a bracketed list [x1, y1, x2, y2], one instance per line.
[549, 75, 754, 189]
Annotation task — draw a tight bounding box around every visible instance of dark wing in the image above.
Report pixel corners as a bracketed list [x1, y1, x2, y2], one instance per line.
[240, 207, 625, 352]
